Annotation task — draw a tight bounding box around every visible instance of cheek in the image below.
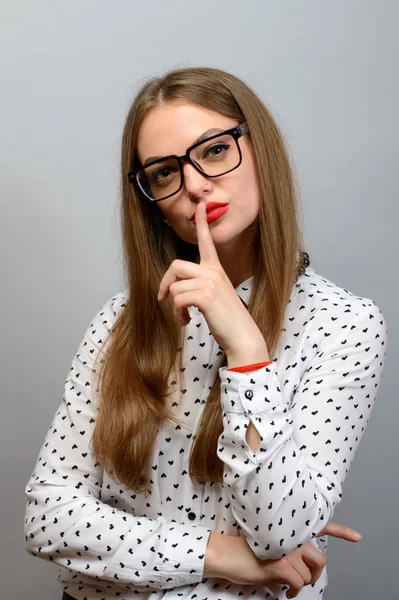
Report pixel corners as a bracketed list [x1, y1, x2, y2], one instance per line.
[164, 203, 179, 220]
[231, 165, 260, 209]
[155, 197, 175, 218]
[245, 160, 260, 201]
[158, 202, 182, 226]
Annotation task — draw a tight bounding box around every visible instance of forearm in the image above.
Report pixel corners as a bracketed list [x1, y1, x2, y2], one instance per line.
[204, 532, 251, 579]
[217, 359, 338, 559]
[25, 478, 211, 590]
[226, 343, 270, 371]
[226, 344, 269, 453]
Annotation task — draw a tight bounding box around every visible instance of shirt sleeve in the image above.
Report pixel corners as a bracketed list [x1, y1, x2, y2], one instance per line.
[24, 294, 211, 592]
[217, 299, 387, 560]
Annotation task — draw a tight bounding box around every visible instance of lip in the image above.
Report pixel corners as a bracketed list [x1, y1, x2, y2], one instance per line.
[190, 202, 229, 223]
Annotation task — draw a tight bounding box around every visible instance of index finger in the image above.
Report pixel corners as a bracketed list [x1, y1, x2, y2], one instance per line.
[316, 521, 362, 542]
[195, 202, 220, 266]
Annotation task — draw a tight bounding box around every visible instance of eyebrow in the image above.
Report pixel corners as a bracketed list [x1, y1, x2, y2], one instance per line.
[143, 127, 225, 166]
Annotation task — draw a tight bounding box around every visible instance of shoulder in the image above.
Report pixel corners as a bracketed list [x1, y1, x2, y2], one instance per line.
[298, 266, 385, 321]
[289, 267, 387, 351]
[85, 290, 128, 332]
[76, 290, 129, 362]
[97, 290, 128, 326]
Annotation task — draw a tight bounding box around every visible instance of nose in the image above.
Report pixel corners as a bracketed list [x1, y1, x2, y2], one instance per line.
[182, 161, 212, 197]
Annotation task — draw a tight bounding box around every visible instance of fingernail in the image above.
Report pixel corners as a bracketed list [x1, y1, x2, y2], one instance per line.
[352, 531, 362, 540]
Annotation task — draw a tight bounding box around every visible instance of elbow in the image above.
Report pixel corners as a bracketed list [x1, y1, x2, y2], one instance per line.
[24, 504, 38, 555]
[25, 519, 59, 562]
[245, 510, 335, 561]
[238, 476, 339, 560]
[24, 528, 42, 558]
[248, 535, 315, 561]
[24, 492, 53, 558]
[24, 517, 47, 558]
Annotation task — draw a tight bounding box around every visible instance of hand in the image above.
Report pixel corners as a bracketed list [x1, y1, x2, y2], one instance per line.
[157, 202, 265, 356]
[204, 521, 362, 597]
[204, 533, 326, 596]
[270, 521, 363, 599]
[267, 521, 363, 598]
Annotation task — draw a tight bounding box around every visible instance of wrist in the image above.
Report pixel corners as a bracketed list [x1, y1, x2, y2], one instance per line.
[204, 532, 223, 578]
[204, 532, 248, 579]
[226, 345, 270, 370]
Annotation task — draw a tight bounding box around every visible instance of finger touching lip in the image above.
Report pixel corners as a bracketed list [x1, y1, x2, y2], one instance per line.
[191, 205, 229, 224]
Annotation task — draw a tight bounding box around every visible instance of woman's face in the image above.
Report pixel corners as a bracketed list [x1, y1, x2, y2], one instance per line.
[137, 102, 260, 256]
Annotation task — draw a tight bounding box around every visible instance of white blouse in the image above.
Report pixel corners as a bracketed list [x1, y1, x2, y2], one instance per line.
[24, 265, 387, 600]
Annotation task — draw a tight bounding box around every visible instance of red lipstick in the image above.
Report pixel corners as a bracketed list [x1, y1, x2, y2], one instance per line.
[190, 202, 229, 224]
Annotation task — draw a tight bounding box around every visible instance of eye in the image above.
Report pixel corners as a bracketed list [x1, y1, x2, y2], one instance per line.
[203, 143, 231, 159]
[151, 166, 176, 183]
[152, 167, 171, 180]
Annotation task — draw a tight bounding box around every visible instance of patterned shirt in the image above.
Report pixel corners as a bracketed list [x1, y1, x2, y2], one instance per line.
[24, 265, 387, 600]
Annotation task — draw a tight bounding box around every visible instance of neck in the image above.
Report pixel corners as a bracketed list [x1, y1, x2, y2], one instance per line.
[195, 231, 256, 289]
[219, 251, 253, 289]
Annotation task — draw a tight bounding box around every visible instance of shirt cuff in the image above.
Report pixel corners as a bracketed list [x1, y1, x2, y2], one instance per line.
[219, 361, 287, 414]
[160, 523, 211, 588]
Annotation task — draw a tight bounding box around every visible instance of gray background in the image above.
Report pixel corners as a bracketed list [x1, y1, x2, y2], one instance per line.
[1, 1, 397, 598]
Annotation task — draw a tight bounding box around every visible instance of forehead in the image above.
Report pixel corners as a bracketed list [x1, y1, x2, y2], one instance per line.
[137, 102, 238, 162]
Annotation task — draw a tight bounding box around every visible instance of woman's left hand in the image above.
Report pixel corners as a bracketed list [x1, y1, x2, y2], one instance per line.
[157, 202, 265, 358]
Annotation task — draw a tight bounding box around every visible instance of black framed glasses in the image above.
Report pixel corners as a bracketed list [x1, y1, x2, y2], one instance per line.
[128, 121, 249, 202]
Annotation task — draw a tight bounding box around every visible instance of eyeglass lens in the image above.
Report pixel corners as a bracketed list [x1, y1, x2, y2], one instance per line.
[137, 133, 240, 201]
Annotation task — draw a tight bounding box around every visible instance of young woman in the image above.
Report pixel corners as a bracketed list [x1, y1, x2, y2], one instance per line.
[24, 67, 387, 600]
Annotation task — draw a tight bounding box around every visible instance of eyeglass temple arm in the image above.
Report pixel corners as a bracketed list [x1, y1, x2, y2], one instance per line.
[238, 121, 249, 136]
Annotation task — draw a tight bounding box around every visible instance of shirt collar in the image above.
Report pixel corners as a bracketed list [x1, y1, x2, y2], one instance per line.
[234, 276, 253, 307]
[234, 250, 307, 307]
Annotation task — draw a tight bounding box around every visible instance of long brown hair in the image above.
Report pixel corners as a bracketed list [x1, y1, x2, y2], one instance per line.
[91, 66, 305, 493]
